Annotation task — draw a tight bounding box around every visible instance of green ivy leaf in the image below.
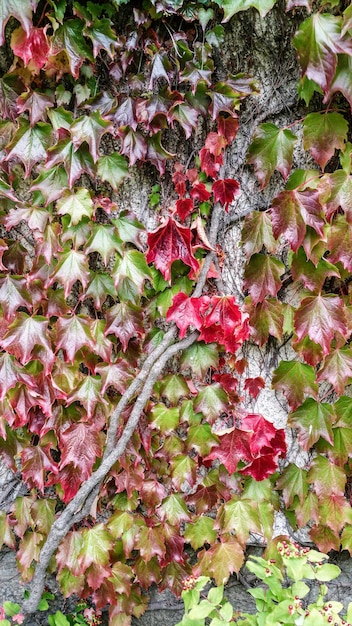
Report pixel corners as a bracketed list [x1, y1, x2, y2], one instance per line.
[272, 361, 318, 410]
[247, 123, 297, 188]
[184, 517, 217, 551]
[50, 18, 94, 78]
[180, 342, 219, 378]
[56, 188, 94, 225]
[6, 119, 52, 177]
[97, 152, 129, 190]
[221, 0, 277, 22]
[288, 398, 335, 450]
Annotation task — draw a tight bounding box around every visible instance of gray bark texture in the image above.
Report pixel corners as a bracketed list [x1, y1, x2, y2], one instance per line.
[1, 3, 352, 625]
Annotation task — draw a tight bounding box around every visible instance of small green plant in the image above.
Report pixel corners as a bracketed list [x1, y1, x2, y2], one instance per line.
[0, 597, 101, 626]
[176, 541, 352, 626]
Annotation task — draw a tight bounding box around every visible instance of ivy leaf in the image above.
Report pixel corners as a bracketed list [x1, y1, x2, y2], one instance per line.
[97, 152, 129, 191]
[31, 165, 68, 205]
[303, 112, 348, 170]
[199, 295, 249, 352]
[66, 376, 105, 420]
[276, 464, 308, 507]
[317, 347, 352, 395]
[85, 225, 122, 266]
[170, 454, 197, 490]
[0, 275, 32, 321]
[95, 360, 132, 395]
[0, 0, 37, 45]
[272, 361, 318, 410]
[158, 494, 190, 525]
[112, 250, 152, 300]
[85, 273, 117, 309]
[119, 129, 147, 166]
[180, 342, 219, 378]
[293, 14, 352, 95]
[327, 215, 352, 272]
[149, 52, 173, 90]
[184, 517, 217, 551]
[294, 294, 347, 356]
[205, 427, 252, 473]
[105, 302, 143, 351]
[146, 131, 175, 175]
[134, 525, 166, 563]
[245, 297, 284, 346]
[70, 112, 112, 163]
[169, 103, 199, 139]
[78, 524, 113, 571]
[46, 140, 95, 189]
[222, 498, 262, 544]
[271, 189, 324, 252]
[60, 422, 103, 480]
[291, 248, 339, 292]
[56, 189, 93, 226]
[193, 384, 228, 422]
[11, 26, 49, 72]
[244, 377, 265, 399]
[195, 540, 244, 585]
[243, 254, 284, 305]
[147, 218, 199, 282]
[50, 19, 94, 78]
[329, 54, 352, 109]
[166, 292, 209, 337]
[307, 454, 346, 497]
[0, 353, 35, 401]
[149, 405, 179, 434]
[247, 123, 297, 188]
[186, 423, 219, 457]
[55, 315, 95, 364]
[221, 0, 277, 21]
[84, 18, 116, 58]
[17, 90, 54, 127]
[50, 250, 89, 297]
[0, 313, 53, 369]
[21, 445, 58, 493]
[241, 211, 276, 258]
[6, 119, 52, 177]
[288, 398, 335, 450]
[212, 178, 240, 211]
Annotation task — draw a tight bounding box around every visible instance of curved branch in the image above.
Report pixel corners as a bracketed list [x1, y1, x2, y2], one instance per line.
[23, 202, 224, 615]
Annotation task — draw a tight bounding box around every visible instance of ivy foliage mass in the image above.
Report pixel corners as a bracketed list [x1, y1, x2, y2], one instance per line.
[1, 0, 352, 623]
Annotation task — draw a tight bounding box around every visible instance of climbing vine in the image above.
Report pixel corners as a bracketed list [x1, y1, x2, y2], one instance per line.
[0, 0, 352, 624]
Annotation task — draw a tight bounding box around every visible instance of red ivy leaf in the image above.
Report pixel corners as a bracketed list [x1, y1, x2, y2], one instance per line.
[175, 198, 194, 221]
[146, 217, 199, 282]
[212, 178, 240, 211]
[166, 292, 210, 338]
[244, 377, 265, 399]
[199, 147, 223, 178]
[240, 454, 279, 481]
[190, 183, 211, 202]
[204, 427, 252, 474]
[60, 422, 103, 480]
[21, 445, 58, 493]
[199, 295, 249, 352]
[204, 132, 227, 156]
[217, 115, 239, 143]
[11, 26, 49, 72]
